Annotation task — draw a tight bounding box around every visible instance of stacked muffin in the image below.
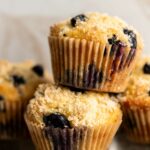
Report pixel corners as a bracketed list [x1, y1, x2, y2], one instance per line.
[25, 12, 143, 149]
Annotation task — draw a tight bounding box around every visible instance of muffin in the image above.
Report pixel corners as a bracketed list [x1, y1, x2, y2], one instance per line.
[0, 60, 50, 139]
[25, 83, 122, 150]
[119, 57, 150, 144]
[49, 12, 143, 93]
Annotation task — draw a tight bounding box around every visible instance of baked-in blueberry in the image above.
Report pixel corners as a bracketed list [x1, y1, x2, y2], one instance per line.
[0, 95, 4, 101]
[143, 63, 150, 74]
[32, 65, 44, 77]
[116, 45, 125, 57]
[43, 112, 71, 129]
[148, 91, 150, 96]
[88, 64, 97, 86]
[71, 14, 87, 27]
[108, 35, 126, 48]
[11, 75, 26, 86]
[123, 28, 137, 49]
[99, 71, 103, 83]
[110, 45, 117, 56]
[108, 35, 117, 45]
[104, 48, 107, 56]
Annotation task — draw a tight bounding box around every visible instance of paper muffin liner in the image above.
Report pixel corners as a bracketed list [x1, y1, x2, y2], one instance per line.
[25, 114, 122, 150]
[49, 36, 139, 93]
[121, 103, 150, 144]
[0, 99, 29, 139]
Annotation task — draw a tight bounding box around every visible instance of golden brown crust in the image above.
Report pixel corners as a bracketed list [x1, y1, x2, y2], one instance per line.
[26, 83, 122, 127]
[50, 12, 143, 52]
[0, 60, 50, 102]
[0, 82, 20, 101]
[120, 57, 150, 108]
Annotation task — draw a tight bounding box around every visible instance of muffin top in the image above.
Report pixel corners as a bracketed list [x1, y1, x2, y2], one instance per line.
[120, 57, 150, 108]
[0, 60, 50, 105]
[50, 12, 143, 51]
[26, 84, 122, 128]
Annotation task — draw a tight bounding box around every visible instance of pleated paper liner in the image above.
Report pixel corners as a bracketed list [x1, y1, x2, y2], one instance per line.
[49, 36, 139, 93]
[121, 104, 150, 144]
[25, 114, 122, 150]
[0, 99, 29, 139]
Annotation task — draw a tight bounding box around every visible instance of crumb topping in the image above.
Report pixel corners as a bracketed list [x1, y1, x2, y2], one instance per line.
[0, 60, 49, 102]
[120, 57, 150, 107]
[26, 84, 122, 127]
[50, 12, 143, 51]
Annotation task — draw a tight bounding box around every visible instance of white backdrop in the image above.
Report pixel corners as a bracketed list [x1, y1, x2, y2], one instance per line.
[0, 0, 150, 71]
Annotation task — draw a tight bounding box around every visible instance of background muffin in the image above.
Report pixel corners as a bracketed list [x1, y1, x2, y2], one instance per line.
[25, 83, 122, 150]
[0, 60, 50, 139]
[119, 57, 150, 144]
[49, 12, 143, 93]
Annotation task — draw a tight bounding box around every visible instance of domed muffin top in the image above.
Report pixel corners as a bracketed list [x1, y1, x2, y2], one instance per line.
[120, 57, 150, 108]
[0, 60, 49, 103]
[26, 83, 122, 127]
[50, 12, 143, 51]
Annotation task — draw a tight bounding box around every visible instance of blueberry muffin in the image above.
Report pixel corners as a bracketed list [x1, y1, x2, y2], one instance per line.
[25, 83, 122, 150]
[0, 60, 50, 139]
[49, 12, 143, 93]
[119, 57, 150, 144]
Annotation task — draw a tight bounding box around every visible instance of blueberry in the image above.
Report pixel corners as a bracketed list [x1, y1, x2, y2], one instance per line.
[32, 65, 44, 77]
[110, 45, 117, 56]
[123, 28, 137, 49]
[108, 35, 126, 48]
[99, 71, 103, 83]
[104, 48, 107, 56]
[11, 75, 26, 86]
[0, 95, 4, 101]
[43, 113, 71, 129]
[116, 45, 125, 57]
[88, 64, 97, 86]
[143, 63, 150, 74]
[69, 87, 85, 93]
[108, 35, 117, 45]
[71, 14, 87, 27]
[84, 64, 103, 87]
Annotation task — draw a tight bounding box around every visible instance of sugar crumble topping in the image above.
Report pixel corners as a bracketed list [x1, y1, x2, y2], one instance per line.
[0, 60, 49, 102]
[120, 57, 150, 107]
[26, 83, 122, 127]
[50, 12, 143, 51]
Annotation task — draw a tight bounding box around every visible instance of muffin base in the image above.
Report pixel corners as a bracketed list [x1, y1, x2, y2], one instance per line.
[49, 36, 139, 93]
[121, 103, 150, 144]
[0, 99, 29, 139]
[25, 114, 122, 150]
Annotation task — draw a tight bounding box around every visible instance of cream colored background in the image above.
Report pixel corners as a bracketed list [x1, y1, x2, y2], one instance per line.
[0, 0, 150, 149]
[0, 0, 150, 71]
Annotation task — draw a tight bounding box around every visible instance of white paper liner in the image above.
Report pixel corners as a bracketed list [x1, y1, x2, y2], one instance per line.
[25, 114, 122, 150]
[0, 99, 29, 139]
[121, 105, 150, 144]
[49, 36, 139, 93]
